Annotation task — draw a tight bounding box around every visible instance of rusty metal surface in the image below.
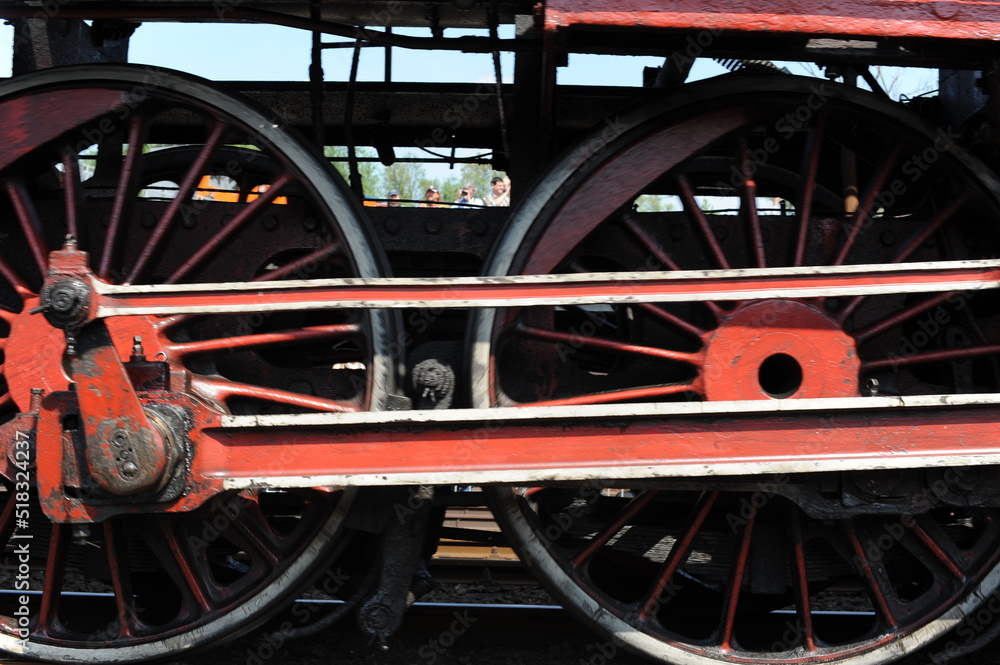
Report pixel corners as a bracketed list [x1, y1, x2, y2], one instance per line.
[545, 0, 1000, 41]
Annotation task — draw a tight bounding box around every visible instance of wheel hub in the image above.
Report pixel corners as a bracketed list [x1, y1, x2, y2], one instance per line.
[702, 300, 859, 400]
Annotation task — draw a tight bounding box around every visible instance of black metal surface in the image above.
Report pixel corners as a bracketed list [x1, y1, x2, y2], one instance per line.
[356, 487, 436, 648]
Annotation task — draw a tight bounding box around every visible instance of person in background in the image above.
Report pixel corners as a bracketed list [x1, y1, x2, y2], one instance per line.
[421, 185, 442, 208]
[484, 176, 509, 207]
[387, 189, 402, 207]
[454, 183, 484, 208]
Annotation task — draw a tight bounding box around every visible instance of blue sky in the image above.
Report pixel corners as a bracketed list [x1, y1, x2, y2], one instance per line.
[0, 21, 706, 85]
[0, 21, 933, 187]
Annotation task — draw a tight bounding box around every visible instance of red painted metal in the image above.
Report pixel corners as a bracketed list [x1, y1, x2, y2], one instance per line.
[786, 507, 817, 652]
[71, 324, 171, 496]
[80, 264, 1000, 316]
[719, 500, 756, 651]
[35, 391, 222, 522]
[702, 300, 859, 400]
[0, 90, 126, 173]
[197, 406, 1000, 482]
[543, 0, 1000, 41]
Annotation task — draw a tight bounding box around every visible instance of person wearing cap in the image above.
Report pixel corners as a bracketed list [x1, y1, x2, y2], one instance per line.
[484, 176, 510, 207]
[421, 185, 442, 208]
[387, 189, 402, 207]
[454, 183, 484, 208]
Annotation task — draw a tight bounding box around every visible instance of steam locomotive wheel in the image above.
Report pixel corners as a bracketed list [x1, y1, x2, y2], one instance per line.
[474, 76, 1000, 663]
[0, 65, 391, 661]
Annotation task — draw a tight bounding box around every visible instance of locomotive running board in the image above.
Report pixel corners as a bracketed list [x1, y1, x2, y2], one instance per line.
[198, 394, 1000, 489]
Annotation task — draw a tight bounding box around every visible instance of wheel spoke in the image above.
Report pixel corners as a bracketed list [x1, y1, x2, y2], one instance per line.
[635, 302, 709, 339]
[164, 173, 295, 284]
[677, 174, 730, 270]
[852, 291, 956, 342]
[621, 214, 684, 271]
[252, 242, 344, 282]
[833, 141, 903, 266]
[907, 516, 965, 581]
[794, 113, 826, 267]
[571, 490, 660, 567]
[36, 524, 69, 638]
[126, 121, 227, 284]
[738, 140, 766, 269]
[620, 216, 721, 327]
[515, 323, 701, 365]
[836, 194, 968, 323]
[638, 490, 719, 621]
[519, 383, 696, 407]
[718, 494, 759, 650]
[0, 258, 31, 298]
[5, 180, 48, 278]
[165, 323, 360, 358]
[895, 194, 970, 263]
[61, 152, 81, 240]
[99, 114, 146, 281]
[226, 501, 284, 568]
[154, 520, 215, 614]
[863, 343, 1000, 372]
[192, 375, 362, 412]
[844, 521, 899, 630]
[103, 521, 142, 638]
[785, 504, 817, 652]
[153, 241, 347, 333]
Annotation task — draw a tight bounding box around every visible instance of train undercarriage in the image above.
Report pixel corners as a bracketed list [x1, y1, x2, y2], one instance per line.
[2, 1, 1000, 663]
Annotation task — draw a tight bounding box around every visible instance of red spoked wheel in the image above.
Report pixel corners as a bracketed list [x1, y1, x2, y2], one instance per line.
[473, 76, 1000, 664]
[0, 65, 392, 661]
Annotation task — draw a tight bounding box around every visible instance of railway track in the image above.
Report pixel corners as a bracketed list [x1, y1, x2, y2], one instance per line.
[1, 521, 998, 665]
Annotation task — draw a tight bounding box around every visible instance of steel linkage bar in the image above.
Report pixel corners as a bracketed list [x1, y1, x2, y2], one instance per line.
[88, 259, 1000, 317]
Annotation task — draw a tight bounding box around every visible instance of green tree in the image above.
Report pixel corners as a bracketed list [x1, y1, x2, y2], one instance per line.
[382, 161, 428, 203]
[325, 146, 383, 199]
